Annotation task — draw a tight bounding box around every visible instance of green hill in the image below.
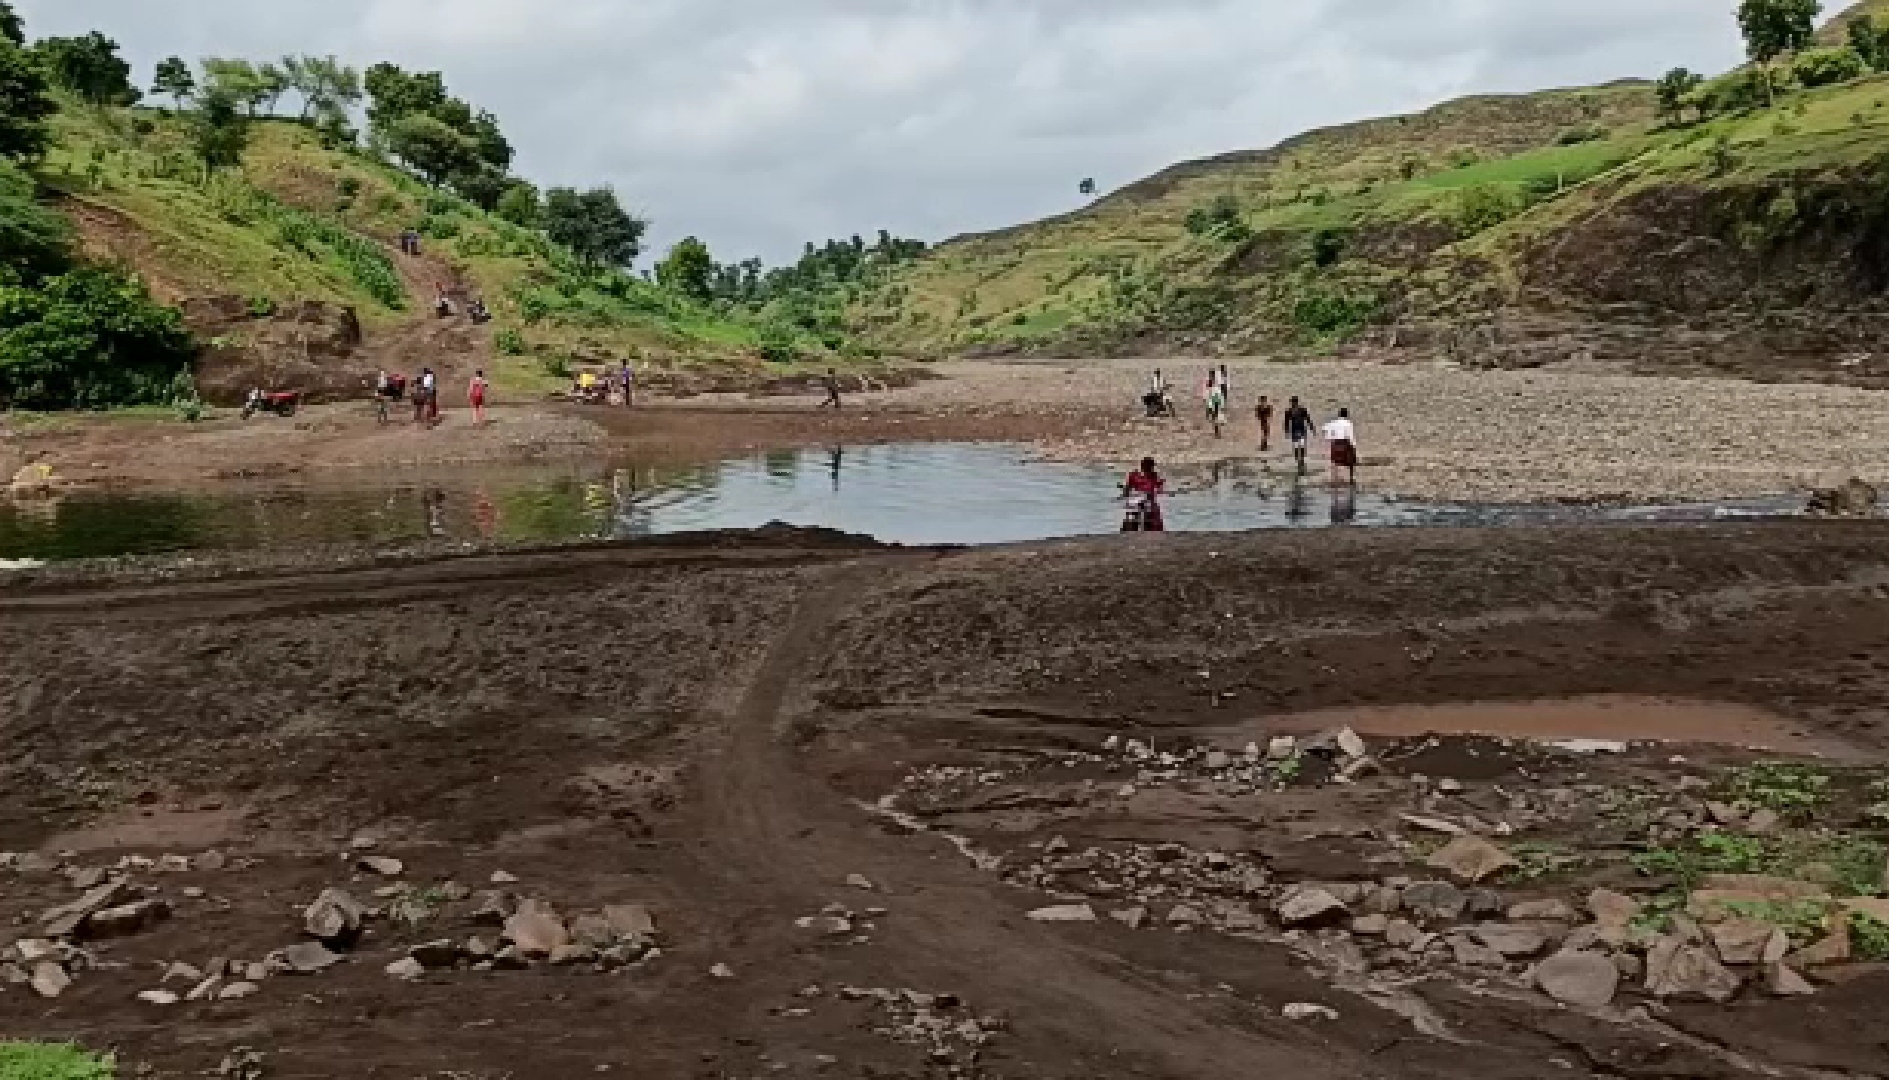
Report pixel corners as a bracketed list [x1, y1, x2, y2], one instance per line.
[858, 3, 1889, 382]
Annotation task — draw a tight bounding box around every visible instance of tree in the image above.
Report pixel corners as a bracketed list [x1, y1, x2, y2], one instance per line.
[0, 1, 21, 48]
[1738, 0, 1821, 104]
[254, 61, 289, 115]
[656, 236, 715, 300]
[34, 33, 139, 106]
[281, 55, 361, 121]
[1792, 45, 1868, 87]
[152, 57, 195, 111]
[0, 161, 71, 282]
[202, 59, 270, 116]
[543, 187, 646, 269]
[191, 87, 250, 176]
[0, 41, 54, 160]
[384, 112, 481, 186]
[0, 265, 195, 410]
[1078, 178, 1096, 196]
[450, 166, 510, 211]
[495, 180, 542, 228]
[1849, 15, 1889, 71]
[1656, 67, 1704, 123]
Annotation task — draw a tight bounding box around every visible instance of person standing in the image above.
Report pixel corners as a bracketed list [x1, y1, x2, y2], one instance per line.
[1218, 364, 1232, 409]
[411, 369, 427, 425]
[1323, 407, 1359, 486]
[468, 368, 489, 425]
[619, 360, 636, 408]
[1283, 396, 1314, 473]
[421, 367, 439, 426]
[1255, 394, 1274, 452]
[820, 368, 843, 410]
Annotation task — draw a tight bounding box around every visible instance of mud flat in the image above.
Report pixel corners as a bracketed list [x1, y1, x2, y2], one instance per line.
[2, 521, 1889, 1077]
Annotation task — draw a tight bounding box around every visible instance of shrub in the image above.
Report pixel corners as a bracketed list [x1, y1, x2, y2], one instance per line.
[757, 321, 800, 362]
[1455, 183, 1522, 234]
[1556, 125, 1608, 145]
[1310, 227, 1348, 268]
[1792, 46, 1868, 89]
[539, 353, 572, 380]
[418, 213, 461, 240]
[494, 327, 526, 355]
[336, 175, 361, 197]
[0, 266, 196, 410]
[1291, 290, 1378, 337]
[1185, 195, 1246, 239]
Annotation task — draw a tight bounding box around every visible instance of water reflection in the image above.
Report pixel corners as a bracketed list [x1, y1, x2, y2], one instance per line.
[0, 443, 1804, 562]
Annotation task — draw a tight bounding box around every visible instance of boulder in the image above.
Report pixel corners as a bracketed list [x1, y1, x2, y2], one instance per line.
[1360, 886, 1402, 915]
[1471, 923, 1548, 958]
[1027, 904, 1097, 923]
[503, 901, 571, 957]
[303, 888, 367, 947]
[1401, 881, 1468, 922]
[1276, 888, 1348, 927]
[1426, 836, 1517, 883]
[1710, 918, 1789, 966]
[602, 904, 656, 945]
[1448, 935, 1508, 968]
[1536, 951, 1621, 1008]
[1645, 936, 1742, 1002]
[280, 942, 341, 975]
[30, 962, 70, 999]
[1587, 889, 1641, 946]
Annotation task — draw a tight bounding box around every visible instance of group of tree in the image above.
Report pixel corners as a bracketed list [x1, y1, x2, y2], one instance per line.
[364, 63, 514, 208]
[0, 3, 193, 410]
[1658, 0, 1889, 125]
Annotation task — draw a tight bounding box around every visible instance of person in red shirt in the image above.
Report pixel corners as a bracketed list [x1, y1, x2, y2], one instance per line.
[1121, 457, 1167, 533]
[468, 369, 489, 425]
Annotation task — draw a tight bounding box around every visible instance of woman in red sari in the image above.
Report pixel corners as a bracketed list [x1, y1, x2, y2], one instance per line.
[1121, 457, 1167, 533]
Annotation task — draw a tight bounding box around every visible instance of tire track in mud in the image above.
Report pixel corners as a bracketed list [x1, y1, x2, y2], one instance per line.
[700, 558, 1373, 1080]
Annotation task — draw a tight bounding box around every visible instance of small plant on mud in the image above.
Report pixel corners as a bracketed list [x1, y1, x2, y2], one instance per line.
[387, 884, 455, 928]
[1504, 841, 1589, 882]
[1725, 762, 1831, 818]
[539, 353, 573, 381]
[1852, 912, 1889, 961]
[0, 1042, 115, 1079]
[1270, 754, 1304, 784]
[1723, 899, 1839, 946]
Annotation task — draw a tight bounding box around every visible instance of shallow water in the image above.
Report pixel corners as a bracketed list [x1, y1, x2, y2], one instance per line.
[0, 443, 1803, 561]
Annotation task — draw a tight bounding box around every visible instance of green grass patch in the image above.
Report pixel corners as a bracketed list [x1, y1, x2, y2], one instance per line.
[0, 1042, 115, 1080]
[1724, 762, 1833, 820]
[1632, 829, 1886, 896]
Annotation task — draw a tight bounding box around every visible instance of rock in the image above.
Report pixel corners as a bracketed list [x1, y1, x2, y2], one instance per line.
[1587, 889, 1641, 945]
[1204, 750, 1231, 770]
[1765, 963, 1816, 996]
[31, 963, 71, 998]
[1385, 919, 1421, 948]
[1449, 935, 1508, 968]
[14, 939, 59, 964]
[195, 850, 228, 872]
[1166, 904, 1205, 927]
[464, 937, 494, 960]
[1282, 1002, 1339, 1022]
[1472, 923, 1548, 957]
[1426, 836, 1517, 883]
[1705, 801, 1743, 826]
[1744, 808, 1781, 835]
[303, 888, 367, 946]
[602, 904, 656, 945]
[409, 940, 461, 969]
[281, 942, 341, 975]
[1110, 907, 1148, 930]
[845, 874, 875, 891]
[86, 899, 171, 939]
[503, 902, 570, 957]
[1536, 951, 1620, 1008]
[1787, 920, 1851, 969]
[1351, 915, 1391, 937]
[384, 957, 426, 981]
[1465, 889, 1505, 917]
[1645, 936, 1742, 1002]
[467, 890, 516, 926]
[218, 981, 261, 1000]
[570, 915, 618, 950]
[1399, 814, 1465, 837]
[1436, 778, 1465, 794]
[136, 989, 181, 1006]
[355, 856, 404, 877]
[1806, 477, 1879, 517]
[1276, 888, 1348, 927]
[40, 879, 136, 937]
[1360, 886, 1402, 915]
[186, 975, 222, 1002]
[1710, 918, 1789, 966]
[1401, 882, 1467, 922]
[243, 963, 268, 982]
[1335, 728, 1367, 760]
[163, 962, 204, 985]
[490, 870, 519, 884]
[1696, 875, 1827, 901]
[1613, 953, 1644, 978]
[1508, 900, 1578, 923]
[710, 963, 735, 979]
[1027, 904, 1097, 923]
[68, 867, 105, 890]
[549, 943, 598, 966]
[1267, 736, 1297, 760]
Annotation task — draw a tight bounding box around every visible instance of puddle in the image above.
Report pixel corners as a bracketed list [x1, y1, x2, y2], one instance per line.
[0, 443, 1804, 561]
[1241, 695, 1850, 757]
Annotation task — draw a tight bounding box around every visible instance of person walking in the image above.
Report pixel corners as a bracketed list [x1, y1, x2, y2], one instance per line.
[410, 369, 427, 425]
[1324, 407, 1359, 486]
[421, 367, 439, 426]
[1283, 396, 1315, 473]
[1218, 364, 1232, 409]
[1255, 394, 1274, 452]
[820, 368, 843, 410]
[619, 360, 636, 408]
[468, 368, 489, 425]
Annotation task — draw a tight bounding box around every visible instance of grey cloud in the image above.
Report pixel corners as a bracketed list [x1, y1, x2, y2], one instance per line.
[18, 0, 1745, 263]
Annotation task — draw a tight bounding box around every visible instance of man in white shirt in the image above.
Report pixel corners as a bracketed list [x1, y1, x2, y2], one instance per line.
[1323, 408, 1358, 486]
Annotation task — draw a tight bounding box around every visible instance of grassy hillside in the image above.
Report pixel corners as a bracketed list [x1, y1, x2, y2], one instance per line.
[33, 98, 839, 389]
[861, 2, 1889, 374]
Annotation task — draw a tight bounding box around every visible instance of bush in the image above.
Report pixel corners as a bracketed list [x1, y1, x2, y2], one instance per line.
[1184, 195, 1246, 239]
[1310, 227, 1348, 269]
[1455, 183, 1522, 234]
[1291, 290, 1378, 337]
[494, 327, 526, 355]
[1793, 46, 1868, 89]
[336, 175, 361, 197]
[1556, 125, 1607, 145]
[539, 353, 572, 380]
[757, 321, 800, 363]
[418, 213, 461, 240]
[0, 163, 72, 284]
[1690, 69, 1768, 119]
[0, 266, 196, 410]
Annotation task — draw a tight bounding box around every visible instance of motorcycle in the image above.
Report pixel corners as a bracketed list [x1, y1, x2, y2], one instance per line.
[242, 388, 301, 419]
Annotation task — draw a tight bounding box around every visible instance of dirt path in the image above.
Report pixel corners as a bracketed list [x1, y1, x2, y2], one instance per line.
[700, 559, 1367, 1078]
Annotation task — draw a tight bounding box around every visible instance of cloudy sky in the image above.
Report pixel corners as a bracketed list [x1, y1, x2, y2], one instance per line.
[19, 1, 1751, 264]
